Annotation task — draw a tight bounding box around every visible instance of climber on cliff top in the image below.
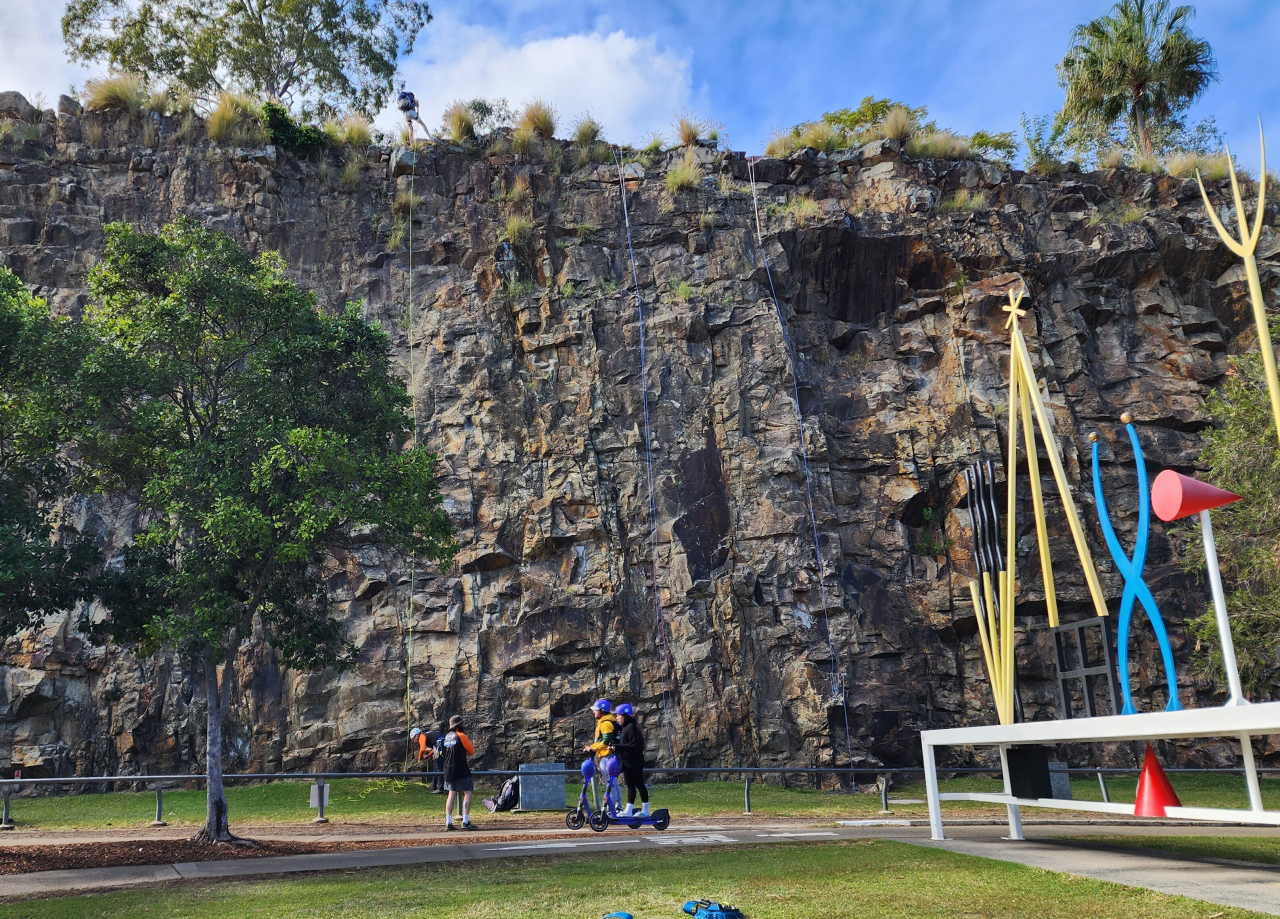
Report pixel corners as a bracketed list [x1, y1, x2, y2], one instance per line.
[396, 87, 432, 141]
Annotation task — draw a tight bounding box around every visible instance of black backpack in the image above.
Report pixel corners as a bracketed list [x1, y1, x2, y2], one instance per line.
[440, 731, 471, 782]
[493, 776, 519, 811]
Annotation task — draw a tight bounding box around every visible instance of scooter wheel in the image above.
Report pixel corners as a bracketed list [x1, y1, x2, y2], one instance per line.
[589, 811, 610, 832]
[566, 808, 585, 830]
[653, 811, 671, 831]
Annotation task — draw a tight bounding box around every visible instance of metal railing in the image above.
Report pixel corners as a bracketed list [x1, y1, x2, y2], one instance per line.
[0, 763, 1275, 828]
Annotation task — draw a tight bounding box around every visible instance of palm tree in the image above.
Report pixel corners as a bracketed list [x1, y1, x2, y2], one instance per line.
[1059, 0, 1216, 157]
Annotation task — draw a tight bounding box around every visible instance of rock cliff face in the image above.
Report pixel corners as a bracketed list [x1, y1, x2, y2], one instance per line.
[1, 91, 1275, 778]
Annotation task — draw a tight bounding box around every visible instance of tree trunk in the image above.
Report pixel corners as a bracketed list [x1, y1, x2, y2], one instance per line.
[196, 657, 237, 843]
[1133, 98, 1154, 158]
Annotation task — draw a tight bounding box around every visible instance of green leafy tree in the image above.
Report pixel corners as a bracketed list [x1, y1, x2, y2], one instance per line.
[62, 0, 432, 114]
[1182, 318, 1280, 701]
[1058, 0, 1216, 158]
[0, 269, 98, 637]
[78, 220, 456, 841]
[820, 96, 932, 140]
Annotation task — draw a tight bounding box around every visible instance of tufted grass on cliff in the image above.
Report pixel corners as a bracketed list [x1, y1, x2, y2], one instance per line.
[208, 92, 267, 145]
[938, 187, 989, 212]
[0, 840, 1250, 919]
[665, 150, 701, 193]
[518, 99, 556, 141]
[83, 73, 148, 116]
[442, 101, 476, 144]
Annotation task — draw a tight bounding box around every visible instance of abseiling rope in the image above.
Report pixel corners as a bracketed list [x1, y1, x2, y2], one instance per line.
[746, 157, 855, 769]
[613, 151, 679, 766]
[402, 123, 419, 768]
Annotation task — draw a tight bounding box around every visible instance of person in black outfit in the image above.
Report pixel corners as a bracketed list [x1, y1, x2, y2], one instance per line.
[612, 703, 649, 817]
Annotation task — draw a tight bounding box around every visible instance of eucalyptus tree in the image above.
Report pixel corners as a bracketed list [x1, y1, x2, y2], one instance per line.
[1059, 0, 1216, 157]
[79, 219, 456, 841]
[62, 0, 432, 114]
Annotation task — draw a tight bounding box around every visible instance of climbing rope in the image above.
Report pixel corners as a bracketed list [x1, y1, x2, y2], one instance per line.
[401, 116, 420, 768]
[613, 149, 680, 766]
[745, 157, 855, 771]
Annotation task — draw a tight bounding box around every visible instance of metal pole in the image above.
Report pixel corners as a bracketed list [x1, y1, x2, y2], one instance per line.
[744, 777, 752, 815]
[879, 775, 891, 814]
[0, 788, 12, 830]
[151, 784, 167, 827]
[998, 744, 1024, 841]
[313, 777, 329, 824]
[1097, 771, 1111, 803]
[923, 743, 944, 841]
[1241, 734, 1264, 812]
[1201, 510, 1247, 706]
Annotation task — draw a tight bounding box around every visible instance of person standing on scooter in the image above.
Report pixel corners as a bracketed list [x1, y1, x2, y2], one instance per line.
[612, 703, 649, 817]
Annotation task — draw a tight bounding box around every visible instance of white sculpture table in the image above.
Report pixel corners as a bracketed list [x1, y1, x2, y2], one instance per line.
[920, 701, 1280, 840]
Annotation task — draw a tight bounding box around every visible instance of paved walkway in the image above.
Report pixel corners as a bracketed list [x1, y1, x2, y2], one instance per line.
[909, 825, 1280, 917]
[1, 820, 1278, 915]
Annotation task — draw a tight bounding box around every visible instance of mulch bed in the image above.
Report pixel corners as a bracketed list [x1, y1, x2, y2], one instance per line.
[0, 831, 637, 875]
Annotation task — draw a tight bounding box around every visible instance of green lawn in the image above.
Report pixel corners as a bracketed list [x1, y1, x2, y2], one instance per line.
[1079, 835, 1280, 867]
[0, 840, 1259, 919]
[3, 773, 1274, 831]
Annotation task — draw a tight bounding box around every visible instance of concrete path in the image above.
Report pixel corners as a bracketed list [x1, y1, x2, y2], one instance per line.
[908, 826, 1280, 917]
[2, 820, 1279, 916]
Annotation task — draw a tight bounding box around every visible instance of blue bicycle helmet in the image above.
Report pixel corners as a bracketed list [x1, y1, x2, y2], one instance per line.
[591, 698, 612, 713]
[614, 703, 633, 717]
[581, 757, 597, 780]
[603, 755, 622, 778]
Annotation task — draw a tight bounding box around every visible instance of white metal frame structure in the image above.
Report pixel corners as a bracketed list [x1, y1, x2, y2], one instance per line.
[920, 701, 1280, 840]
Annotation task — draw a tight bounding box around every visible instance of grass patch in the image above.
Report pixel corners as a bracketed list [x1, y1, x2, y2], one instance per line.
[334, 114, 373, 148]
[512, 122, 536, 155]
[83, 73, 147, 116]
[1167, 151, 1234, 181]
[518, 99, 556, 141]
[1089, 200, 1146, 226]
[938, 187, 989, 212]
[208, 92, 266, 146]
[906, 129, 972, 160]
[503, 214, 535, 248]
[392, 190, 424, 218]
[676, 114, 704, 147]
[665, 151, 701, 193]
[340, 157, 364, 191]
[1079, 835, 1280, 867]
[442, 101, 476, 144]
[1, 840, 1257, 919]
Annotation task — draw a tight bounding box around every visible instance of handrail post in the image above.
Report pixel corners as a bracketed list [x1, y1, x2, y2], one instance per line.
[313, 776, 329, 824]
[0, 786, 12, 830]
[1096, 771, 1110, 803]
[879, 774, 891, 814]
[744, 775, 752, 815]
[151, 783, 167, 827]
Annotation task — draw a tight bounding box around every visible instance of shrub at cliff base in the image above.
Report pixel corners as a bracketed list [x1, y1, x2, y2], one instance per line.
[76, 219, 458, 842]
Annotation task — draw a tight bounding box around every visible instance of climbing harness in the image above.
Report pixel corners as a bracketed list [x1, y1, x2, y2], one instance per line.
[613, 149, 679, 766]
[745, 157, 855, 769]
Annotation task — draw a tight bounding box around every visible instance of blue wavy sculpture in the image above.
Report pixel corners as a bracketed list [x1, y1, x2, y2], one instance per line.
[1091, 421, 1181, 714]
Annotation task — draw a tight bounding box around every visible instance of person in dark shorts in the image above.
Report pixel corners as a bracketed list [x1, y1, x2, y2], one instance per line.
[431, 722, 448, 793]
[612, 703, 649, 817]
[440, 714, 476, 830]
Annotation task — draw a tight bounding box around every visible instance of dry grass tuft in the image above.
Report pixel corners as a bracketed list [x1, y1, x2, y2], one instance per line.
[340, 157, 363, 191]
[176, 113, 201, 144]
[512, 123, 536, 155]
[938, 188, 989, 212]
[573, 116, 603, 148]
[878, 105, 917, 143]
[765, 131, 793, 158]
[518, 100, 556, 141]
[145, 90, 170, 116]
[82, 121, 105, 147]
[676, 115, 703, 147]
[392, 190, 424, 218]
[787, 196, 823, 225]
[665, 150, 701, 193]
[337, 115, 373, 148]
[141, 119, 158, 148]
[906, 130, 971, 160]
[1134, 155, 1163, 175]
[1168, 151, 1234, 181]
[83, 74, 148, 116]
[208, 92, 266, 145]
[442, 102, 476, 144]
[1101, 147, 1126, 169]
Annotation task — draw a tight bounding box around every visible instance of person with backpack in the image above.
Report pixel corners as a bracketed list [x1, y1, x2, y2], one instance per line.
[431, 723, 448, 793]
[440, 715, 476, 830]
[612, 703, 649, 817]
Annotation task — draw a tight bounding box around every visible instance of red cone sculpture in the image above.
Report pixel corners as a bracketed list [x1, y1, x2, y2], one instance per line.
[1133, 744, 1182, 817]
[1151, 470, 1242, 522]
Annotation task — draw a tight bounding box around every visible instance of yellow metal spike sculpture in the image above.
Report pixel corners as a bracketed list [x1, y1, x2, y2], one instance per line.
[1195, 123, 1280, 453]
[965, 290, 1110, 724]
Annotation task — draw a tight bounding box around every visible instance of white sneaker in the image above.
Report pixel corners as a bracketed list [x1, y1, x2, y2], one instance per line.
[620, 804, 634, 816]
[640, 804, 650, 817]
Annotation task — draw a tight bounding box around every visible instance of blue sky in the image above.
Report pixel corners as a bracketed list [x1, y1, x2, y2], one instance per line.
[3, 0, 1278, 169]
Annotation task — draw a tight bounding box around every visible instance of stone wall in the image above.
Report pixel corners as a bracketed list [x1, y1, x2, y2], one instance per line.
[1, 91, 1275, 778]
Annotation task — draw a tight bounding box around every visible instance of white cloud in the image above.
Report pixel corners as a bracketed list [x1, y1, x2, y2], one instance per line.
[387, 17, 694, 146]
[0, 0, 99, 108]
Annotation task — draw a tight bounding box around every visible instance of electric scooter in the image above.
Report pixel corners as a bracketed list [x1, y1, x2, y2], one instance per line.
[567, 756, 670, 832]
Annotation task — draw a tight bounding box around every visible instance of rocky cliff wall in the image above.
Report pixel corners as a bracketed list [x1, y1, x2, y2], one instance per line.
[1, 91, 1275, 778]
